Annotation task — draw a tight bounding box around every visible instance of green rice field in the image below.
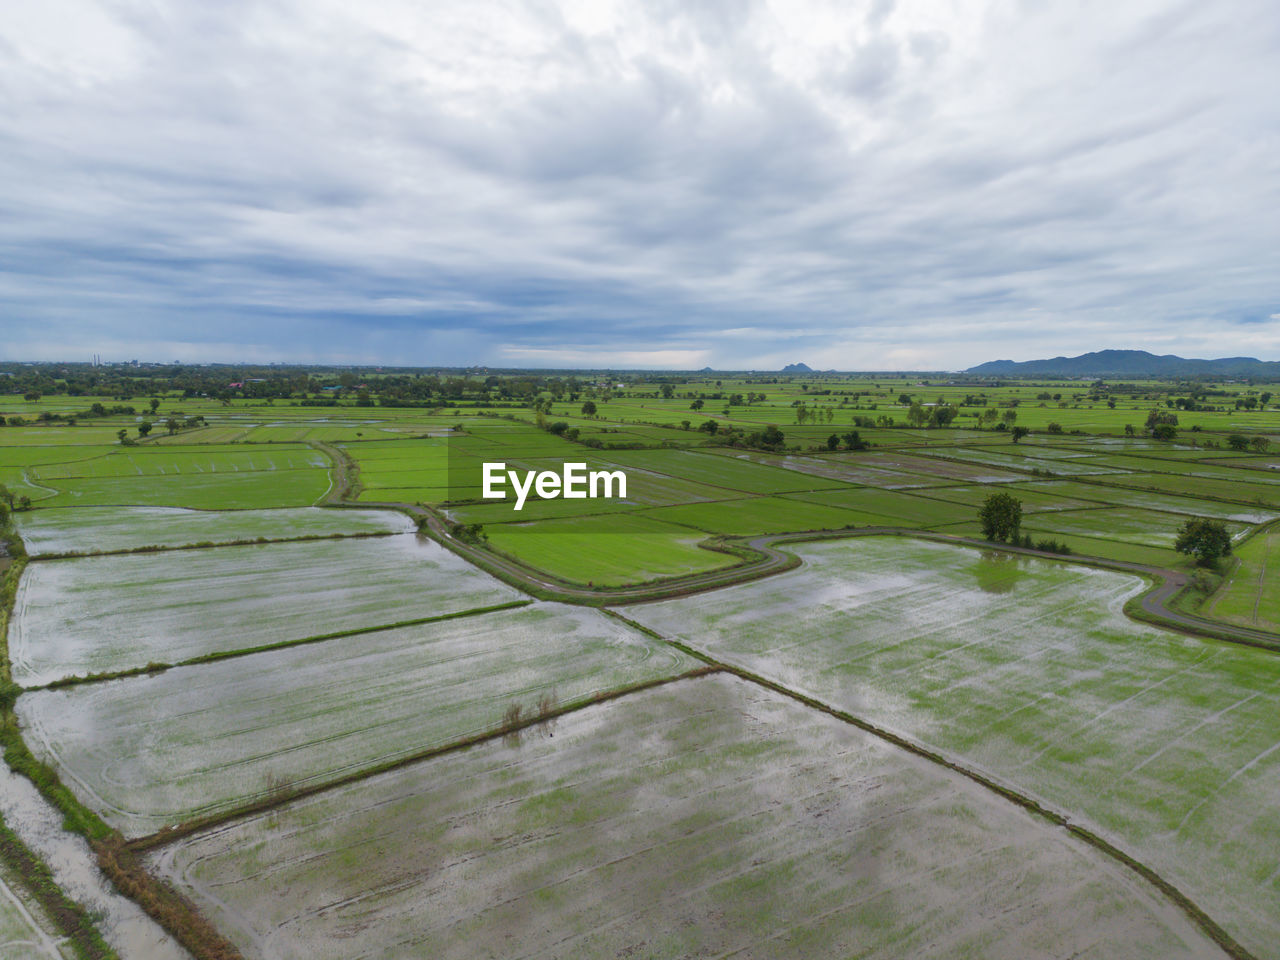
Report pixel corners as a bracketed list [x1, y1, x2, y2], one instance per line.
[4, 373, 1280, 959]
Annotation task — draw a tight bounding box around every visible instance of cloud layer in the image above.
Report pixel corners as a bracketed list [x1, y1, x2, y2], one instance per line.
[3, 0, 1278, 368]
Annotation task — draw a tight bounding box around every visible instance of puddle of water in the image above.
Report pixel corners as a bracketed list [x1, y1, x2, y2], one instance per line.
[0, 763, 190, 960]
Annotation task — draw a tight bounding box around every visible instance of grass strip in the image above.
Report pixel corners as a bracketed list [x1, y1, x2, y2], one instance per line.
[128, 665, 721, 854]
[27, 600, 536, 691]
[0, 816, 119, 960]
[310, 440, 360, 502]
[95, 836, 243, 960]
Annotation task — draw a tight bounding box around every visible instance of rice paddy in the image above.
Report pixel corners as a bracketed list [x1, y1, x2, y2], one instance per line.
[9, 534, 520, 685]
[145, 676, 1224, 960]
[4, 379, 1280, 959]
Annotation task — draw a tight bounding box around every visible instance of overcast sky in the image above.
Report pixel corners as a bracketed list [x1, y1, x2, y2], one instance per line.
[3, 0, 1278, 369]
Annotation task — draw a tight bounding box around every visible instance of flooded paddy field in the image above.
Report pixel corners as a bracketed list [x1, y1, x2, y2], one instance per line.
[624, 537, 1280, 956]
[147, 675, 1223, 960]
[13, 506, 414, 556]
[0, 766, 188, 960]
[17, 604, 696, 836]
[0, 864, 69, 960]
[9, 534, 521, 685]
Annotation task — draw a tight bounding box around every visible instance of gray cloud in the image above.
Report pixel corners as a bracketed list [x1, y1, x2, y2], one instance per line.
[1, 0, 1278, 368]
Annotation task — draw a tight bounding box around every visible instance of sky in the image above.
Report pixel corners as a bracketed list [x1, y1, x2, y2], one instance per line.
[3, 0, 1278, 370]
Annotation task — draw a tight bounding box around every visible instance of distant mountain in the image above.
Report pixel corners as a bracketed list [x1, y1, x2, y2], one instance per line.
[966, 350, 1280, 378]
[781, 362, 813, 373]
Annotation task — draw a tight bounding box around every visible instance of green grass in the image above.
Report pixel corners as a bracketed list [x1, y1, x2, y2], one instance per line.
[28, 468, 333, 510]
[1204, 526, 1280, 631]
[640, 495, 870, 536]
[784, 486, 975, 526]
[483, 514, 735, 585]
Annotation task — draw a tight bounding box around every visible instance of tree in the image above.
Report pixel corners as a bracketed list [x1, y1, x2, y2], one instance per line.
[660, 384, 674, 399]
[907, 402, 928, 427]
[826, 434, 839, 450]
[1046, 422, 1063, 434]
[760, 425, 784, 447]
[581, 401, 597, 416]
[1174, 518, 1232, 565]
[0, 483, 12, 510]
[1010, 426, 1029, 443]
[928, 404, 957, 428]
[117, 428, 129, 444]
[137, 421, 152, 438]
[698, 419, 720, 435]
[690, 399, 704, 412]
[149, 398, 161, 415]
[166, 417, 180, 435]
[1151, 424, 1177, 441]
[1251, 436, 1271, 453]
[1227, 433, 1250, 451]
[978, 492, 1023, 543]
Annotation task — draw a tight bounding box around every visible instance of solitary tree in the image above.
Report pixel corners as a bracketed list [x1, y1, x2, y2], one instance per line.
[978, 492, 1023, 543]
[1227, 434, 1250, 451]
[137, 421, 152, 438]
[581, 400, 597, 416]
[1174, 518, 1232, 565]
[1010, 426, 1030, 443]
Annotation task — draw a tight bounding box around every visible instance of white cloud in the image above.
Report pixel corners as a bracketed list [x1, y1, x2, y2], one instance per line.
[1, 0, 1277, 367]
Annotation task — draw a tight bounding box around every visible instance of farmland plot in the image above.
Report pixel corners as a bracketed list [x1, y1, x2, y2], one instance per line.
[29, 468, 333, 510]
[625, 537, 1280, 956]
[1013, 480, 1280, 524]
[1205, 527, 1280, 632]
[1024, 506, 1249, 549]
[18, 604, 696, 835]
[13, 505, 413, 556]
[0, 866, 68, 960]
[147, 675, 1223, 960]
[9, 534, 520, 685]
[484, 514, 735, 584]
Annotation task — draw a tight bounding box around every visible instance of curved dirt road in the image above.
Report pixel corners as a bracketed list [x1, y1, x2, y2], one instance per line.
[350, 498, 1280, 649]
